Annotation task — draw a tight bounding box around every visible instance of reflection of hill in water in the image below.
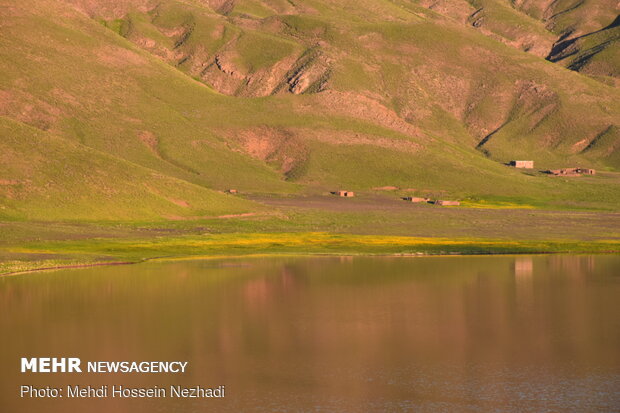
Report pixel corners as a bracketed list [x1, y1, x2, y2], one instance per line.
[1, 255, 619, 412]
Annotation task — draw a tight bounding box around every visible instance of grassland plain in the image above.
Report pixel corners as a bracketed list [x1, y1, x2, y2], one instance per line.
[0, 0, 619, 273]
[2, 199, 620, 274]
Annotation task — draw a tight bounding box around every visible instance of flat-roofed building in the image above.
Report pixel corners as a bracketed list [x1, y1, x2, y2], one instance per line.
[510, 160, 534, 169]
[435, 200, 460, 206]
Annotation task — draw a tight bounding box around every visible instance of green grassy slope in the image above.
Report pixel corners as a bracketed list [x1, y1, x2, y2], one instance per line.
[0, 0, 297, 193]
[0, 117, 257, 220]
[0, 0, 619, 222]
[91, 0, 620, 167]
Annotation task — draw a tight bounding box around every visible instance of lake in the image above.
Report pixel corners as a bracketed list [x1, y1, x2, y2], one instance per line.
[1, 255, 619, 412]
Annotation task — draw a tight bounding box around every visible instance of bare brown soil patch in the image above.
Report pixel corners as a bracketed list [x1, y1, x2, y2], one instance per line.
[132, 35, 181, 61]
[138, 130, 158, 153]
[223, 126, 309, 176]
[169, 199, 190, 207]
[217, 212, 257, 219]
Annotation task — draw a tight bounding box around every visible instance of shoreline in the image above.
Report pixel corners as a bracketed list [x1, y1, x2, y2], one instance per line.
[0, 261, 143, 277]
[2, 247, 620, 277]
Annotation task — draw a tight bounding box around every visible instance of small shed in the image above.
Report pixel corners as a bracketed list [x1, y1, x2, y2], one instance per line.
[435, 200, 460, 206]
[510, 160, 534, 169]
[337, 190, 355, 197]
[404, 197, 429, 203]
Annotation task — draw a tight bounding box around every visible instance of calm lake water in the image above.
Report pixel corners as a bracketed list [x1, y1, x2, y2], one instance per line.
[1, 255, 619, 412]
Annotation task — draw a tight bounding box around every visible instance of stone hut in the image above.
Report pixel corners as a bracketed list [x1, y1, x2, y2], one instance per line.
[577, 168, 596, 175]
[548, 168, 596, 176]
[404, 197, 430, 203]
[548, 168, 577, 176]
[435, 200, 460, 206]
[510, 160, 534, 169]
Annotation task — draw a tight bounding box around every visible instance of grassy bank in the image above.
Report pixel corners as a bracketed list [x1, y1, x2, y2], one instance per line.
[2, 231, 619, 275]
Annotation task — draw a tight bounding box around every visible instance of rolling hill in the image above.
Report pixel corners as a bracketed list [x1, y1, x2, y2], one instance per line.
[0, 0, 619, 220]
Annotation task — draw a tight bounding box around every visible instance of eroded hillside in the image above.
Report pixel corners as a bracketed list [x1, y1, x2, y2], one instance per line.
[417, 0, 619, 84]
[0, 0, 619, 219]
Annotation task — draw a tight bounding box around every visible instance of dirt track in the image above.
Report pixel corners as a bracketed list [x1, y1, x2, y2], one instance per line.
[248, 194, 620, 241]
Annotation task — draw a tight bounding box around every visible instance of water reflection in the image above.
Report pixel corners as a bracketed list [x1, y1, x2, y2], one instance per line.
[1, 255, 619, 412]
[513, 257, 533, 277]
